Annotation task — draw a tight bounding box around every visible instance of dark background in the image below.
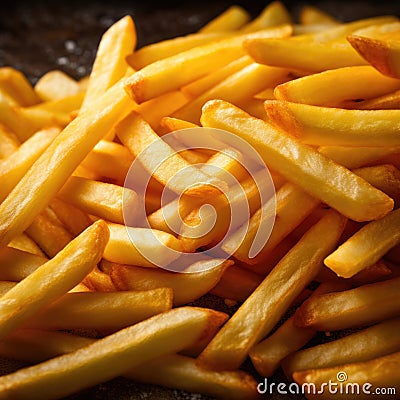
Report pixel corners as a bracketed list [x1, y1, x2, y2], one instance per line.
[0, 1, 399, 399]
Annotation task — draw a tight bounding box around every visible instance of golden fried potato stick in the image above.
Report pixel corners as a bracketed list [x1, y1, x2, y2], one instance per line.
[0, 247, 46, 281]
[115, 111, 223, 197]
[200, 6, 250, 33]
[25, 289, 173, 331]
[241, 1, 291, 33]
[25, 207, 73, 257]
[124, 26, 292, 103]
[293, 352, 400, 400]
[0, 330, 258, 400]
[160, 116, 199, 133]
[58, 176, 138, 225]
[110, 259, 232, 305]
[0, 307, 227, 400]
[0, 124, 19, 158]
[80, 139, 133, 183]
[201, 100, 393, 222]
[318, 145, 400, 169]
[211, 265, 262, 301]
[0, 127, 60, 202]
[348, 22, 400, 79]
[103, 223, 184, 267]
[265, 100, 400, 147]
[30, 92, 84, 115]
[83, 265, 115, 292]
[174, 63, 289, 124]
[284, 317, 400, 378]
[7, 234, 45, 257]
[324, 208, 400, 278]
[34, 70, 82, 101]
[148, 148, 247, 234]
[81, 16, 136, 112]
[223, 182, 320, 265]
[294, 276, 400, 330]
[249, 281, 350, 377]
[299, 5, 340, 26]
[127, 33, 231, 70]
[0, 67, 40, 106]
[357, 88, 400, 109]
[198, 210, 346, 370]
[0, 219, 108, 341]
[0, 80, 131, 248]
[354, 164, 400, 205]
[49, 198, 92, 236]
[274, 66, 400, 107]
[181, 56, 252, 98]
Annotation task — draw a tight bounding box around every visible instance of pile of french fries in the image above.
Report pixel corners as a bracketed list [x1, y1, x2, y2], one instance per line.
[0, 2, 400, 399]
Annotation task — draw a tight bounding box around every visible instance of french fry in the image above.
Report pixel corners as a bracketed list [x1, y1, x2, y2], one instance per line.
[324, 208, 400, 278]
[0, 329, 258, 400]
[0, 220, 108, 340]
[241, 1, 291, 33]
[265, 100, 400, 147]
[0, 306, 227, 400]
[34, 70, 82, 101]
[80, 140, 133, 183]
[160, 116, 199, 133]
[0, 247, 46, 281]
[0, 124, 19, 158]
[7, 234, 46, 257]
[284, 317, 400, 378]
[115, 111, 223, 197]
[357, 88, 400, 109]
[127, 32, 231, 70]
[174, 63, 289, 123]
[136, 90, 189, 130]
[274, 66, 400, 107]
[201, 100, 393, 222]
[318, 145, 400, 169]
[354, 164, 400, 205]
[210, 265, 262, 301]
[250, 281, 349, 377]
[178, 173, 265, 252]
[0, 80, 132, 248]
[30, 92, 84, 115]
[25, 289, 173, 331]
[181, 56, 253, 98]
[81, 16, 136, 112]
[124, 26, 292, 104]
[58, 176, 138, 225]
[0, 67, 40, 106]
[103, 222, 184, 267]
[0, 128, 60, 201]
[300, 5, 340, 26]
[200, 6, 250, 33]
[198, 210, 346, 370]
[348, 22, 400, 79]
[110, 259, 232, 305]
[293, 352, 400, 400]
[294, 276, 400, 330]
[49, 198, 92, 236]
[223, 182, 320, 265]
[25, 207, 73, 257]
[148, 148, 247, 234]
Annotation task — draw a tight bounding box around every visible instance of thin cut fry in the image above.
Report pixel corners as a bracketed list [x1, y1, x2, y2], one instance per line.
[0, 220, 108, 341]
[198, 210, 346, 370]
[0, 307, 227, 400]
[201, 100, 393, 222]
[199, 6, 250, 33]
[324, 208, 400, 278]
